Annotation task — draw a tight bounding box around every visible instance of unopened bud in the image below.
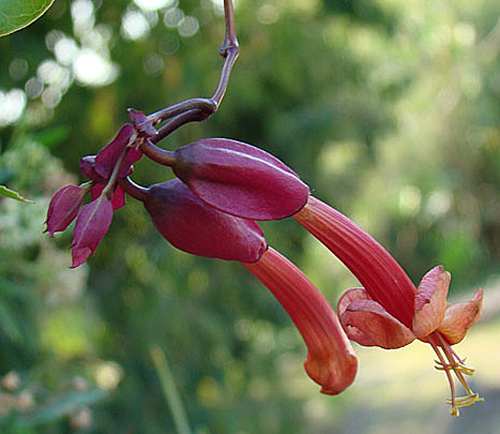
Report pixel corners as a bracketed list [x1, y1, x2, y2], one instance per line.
[173, 138, 309, 221]
[143, 179, 268, 262]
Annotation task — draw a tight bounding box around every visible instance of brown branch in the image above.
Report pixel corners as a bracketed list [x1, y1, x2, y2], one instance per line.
[144, 0, 239, 150]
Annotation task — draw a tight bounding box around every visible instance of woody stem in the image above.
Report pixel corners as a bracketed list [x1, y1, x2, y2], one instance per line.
[143, 0, 239, 155]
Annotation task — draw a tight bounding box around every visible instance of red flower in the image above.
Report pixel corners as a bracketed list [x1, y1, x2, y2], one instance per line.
[124, 177, 357, 393]
[243, 248, 358, 395]
[294, 195, 484, 415]
[141, 178, 268, 263]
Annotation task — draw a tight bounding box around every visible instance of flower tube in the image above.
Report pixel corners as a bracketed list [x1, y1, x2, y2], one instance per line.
[294, 195, 484, 415]
[123, 177, 357, 393]
[243, 248, 358, 395]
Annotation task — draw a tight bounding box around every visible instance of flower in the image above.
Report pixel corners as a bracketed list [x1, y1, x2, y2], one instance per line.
[243, 248, 358, 395]
[121, 176, 357, 393]
[294, 195, 484, 415]
[140, 178, 268, 262]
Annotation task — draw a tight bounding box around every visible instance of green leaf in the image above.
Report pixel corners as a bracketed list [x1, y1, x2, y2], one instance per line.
[0, 185, 34, 203]
[0, 0, 55, 37]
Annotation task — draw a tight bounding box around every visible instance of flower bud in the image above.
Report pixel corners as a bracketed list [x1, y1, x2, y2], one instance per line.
[172, 138, 309, 221]
[143, 179, 267, 262]
[243, 248, 358, 394]
[91, 184, 126, 210]
[94, 124, 142, 180]
[45, 185, 90, 237]
[71, 196, 113, 268]
[80, 155, 104, 182]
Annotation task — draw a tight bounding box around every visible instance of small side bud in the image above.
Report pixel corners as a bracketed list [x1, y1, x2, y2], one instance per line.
[45, 185, 90, 237]
[91, 184, 126, 210]
[80, 155, 104, 182]
[172, 138, 309, 221]
[94, 124, 142, 180]
[128, 108, 158, 136]
[70, 196, 113, 268]
[143, 179, 268, 262]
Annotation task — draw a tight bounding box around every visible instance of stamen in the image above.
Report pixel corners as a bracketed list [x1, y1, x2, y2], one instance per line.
[434, 360, 475, 376]
[429, 332, 484, 416]
[446, 393, 484, 406]
[428, 335, 457, 414]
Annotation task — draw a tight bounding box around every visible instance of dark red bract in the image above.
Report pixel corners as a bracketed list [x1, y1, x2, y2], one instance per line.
[94, 124, 142, 180]
[143, 178, 268, 262]
[172, 138, 310, 221]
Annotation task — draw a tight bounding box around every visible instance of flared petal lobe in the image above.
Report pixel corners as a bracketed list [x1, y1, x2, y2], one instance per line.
[243, 248, 357, 395]
[438, 289, 484, 345]
[172, 138, 309, 221]
[338, 288, 415, 349]
[412, 266, 450, 339]
[143, 179, 267, 263]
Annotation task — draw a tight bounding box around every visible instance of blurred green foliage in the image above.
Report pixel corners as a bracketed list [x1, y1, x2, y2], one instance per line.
[1, 0, 500, 433]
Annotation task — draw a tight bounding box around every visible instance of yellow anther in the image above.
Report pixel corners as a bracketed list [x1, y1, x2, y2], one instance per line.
[446, 393, 484, 407]
[456, 362, 475, 376]
[434, 360, 475, 376]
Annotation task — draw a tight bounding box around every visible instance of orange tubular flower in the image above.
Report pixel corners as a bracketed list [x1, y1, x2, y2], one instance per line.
[294, 195, 484, 416]
[243, 247, 358, 395]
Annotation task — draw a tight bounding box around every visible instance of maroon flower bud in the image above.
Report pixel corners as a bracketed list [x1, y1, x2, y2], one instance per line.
[172, 138, 309, 221]
[70, 196, 113, 268]
[95, 124, 142, 180]
[45, 185, 90, 237]
[143, 178, 267, 262]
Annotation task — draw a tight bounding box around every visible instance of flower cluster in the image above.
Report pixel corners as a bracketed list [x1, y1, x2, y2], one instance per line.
[44, 0, 483, 414]
[45, 110, 153, 268]
[46, 126, 484, 413]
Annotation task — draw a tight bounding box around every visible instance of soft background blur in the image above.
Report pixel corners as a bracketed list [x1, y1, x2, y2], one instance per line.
[1, 0, 500, 432]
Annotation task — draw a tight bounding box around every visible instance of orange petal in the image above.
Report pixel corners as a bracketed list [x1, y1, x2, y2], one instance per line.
[337, 287, 371, 314]
[337, 288, 376, 346]
[244, 248, 358, 395]
[339, 297, 415, 349]
[437, 288, 484, 345]
[412, 266, 450, 339]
